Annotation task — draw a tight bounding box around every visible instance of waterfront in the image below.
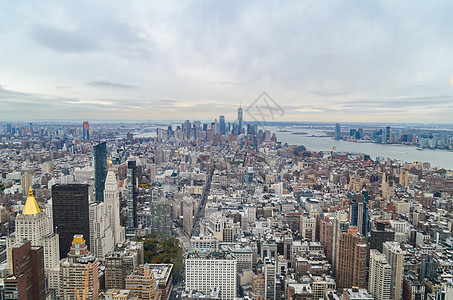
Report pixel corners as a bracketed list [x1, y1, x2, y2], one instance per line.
[269, 127, 453, 170]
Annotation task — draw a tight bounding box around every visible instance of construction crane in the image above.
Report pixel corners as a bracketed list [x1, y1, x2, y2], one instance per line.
[74, 262, 91, 300]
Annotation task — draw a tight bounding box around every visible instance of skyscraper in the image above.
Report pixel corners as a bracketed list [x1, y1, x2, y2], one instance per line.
[83, 121, 90, 140]
[368, 249, 392, 300]
[126, 160, 137, 236]
[104, 161, 125, 246]
[349, 192, 369, 235]
[370, 221, 395, 253]
[238, 105, 243, 135]
[59, 235, 99, 300]
[264, 257, 276, 300]
[335, 123, 341, 140]
[89, 201, 114, 260]
[383, 241, 404, 300]
[385, 126, 391, 143]
[219, 116, 226, 135]
[12, 187, 60, 290]
[52, 184, 90, 259]
[332, 212, 350, 276]
[94, 142, 107, 202]
[336, 226, 368, 290]
[4, 241, 46, 300]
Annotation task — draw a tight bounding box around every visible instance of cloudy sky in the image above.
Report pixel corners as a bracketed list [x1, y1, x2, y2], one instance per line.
[1, 1, 453, 123]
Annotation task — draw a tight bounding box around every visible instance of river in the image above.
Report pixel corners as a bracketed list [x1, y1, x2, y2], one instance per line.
[266, 126, 453, 170]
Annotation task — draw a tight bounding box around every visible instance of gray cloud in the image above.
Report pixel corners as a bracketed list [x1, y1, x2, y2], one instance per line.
[31, 24, 98, 53]
[87, 81, 139, 90]
[1, 1, 453, 122]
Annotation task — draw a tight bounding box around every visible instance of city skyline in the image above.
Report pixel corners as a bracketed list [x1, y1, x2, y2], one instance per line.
[1, 1, 453, 123]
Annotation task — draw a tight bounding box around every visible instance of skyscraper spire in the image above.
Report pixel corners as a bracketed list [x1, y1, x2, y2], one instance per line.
[23, 187, 41, 215]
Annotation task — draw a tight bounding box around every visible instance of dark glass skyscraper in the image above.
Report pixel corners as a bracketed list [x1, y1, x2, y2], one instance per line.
[94, 142, 107, 202]
[335, 123, 341, 140]
[52, 184, 90, 259]
[349, 191, 369, 235]
[126, 160, 137, 236]
[219, 116, 226, 135]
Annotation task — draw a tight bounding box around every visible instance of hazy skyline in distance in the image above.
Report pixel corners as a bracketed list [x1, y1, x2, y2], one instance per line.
[1, 1, 453, 123]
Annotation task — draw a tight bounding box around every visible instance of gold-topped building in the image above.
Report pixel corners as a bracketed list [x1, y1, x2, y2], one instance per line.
[8, 187, 60, 292]
[22, 186, 41, 215]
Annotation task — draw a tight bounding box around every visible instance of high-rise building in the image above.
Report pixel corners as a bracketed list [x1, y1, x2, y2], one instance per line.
[264, 257, 276, 300]
[368, 249, 392, 300]
[238, 105, 243, 135]
[385, 126, 391, 143]
[185, 252, 237, 300]
[11, 187, 60, 290]
[335, 123, 341, 140]
[104, 241, 144, 290]
[20, 168, 34, 194]
[125, 264, 161, 300]
[89, 201, 114, 260]
[183, 196, 194, 235]
[332, 212, 350, 276]
[94, 142, 107, 202]
[349, 193, 369, 235]
[383, 241, 404, 300]
[219, 116, 226, 135]
[83, 121, 90, 140]
[126, 160, 137, 236]
[52, 184, 90, 259]
[4, 241, 46, 300]
[370, 221, 395, 253]
[150, 199, 171, 237]
[59, 235, 99, 300]
[104, 161, 125, 246]
[336, 226, 368, 290]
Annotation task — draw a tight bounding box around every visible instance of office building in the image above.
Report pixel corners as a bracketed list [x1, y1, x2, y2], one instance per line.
[149, 264, 173, 300]
[59, 235, 99, 300]
[83, 121, 90, 140]
[185, 252, 237, 300]
[370, 222, 395, 253]
[20, 168, 34, 194]
[368, 249, 392, 300]
[332, 212, 350, 276]
[4, 241, 46, 300]
[89, 201, 114, 260]
[12, 187, 60, 290]
[125, 264, 161, 300]
[104, 161, 125, 246]
[383, 241, 404, 300]
[150, 199, 171, 237]
[238, 105, 243, 135]
[335, 123, 341, 140]
[336, 226, 367, 290]
[385, 126, 391, 143]
[264, 257, 276, 300]
[104, 241, 144, 290]
[94, 142, 107, 202]
[349, 193, 369, 235]
[219, 116, 226, 135]
[52, 184, 90, 259]
[126, 160, 137, 236]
